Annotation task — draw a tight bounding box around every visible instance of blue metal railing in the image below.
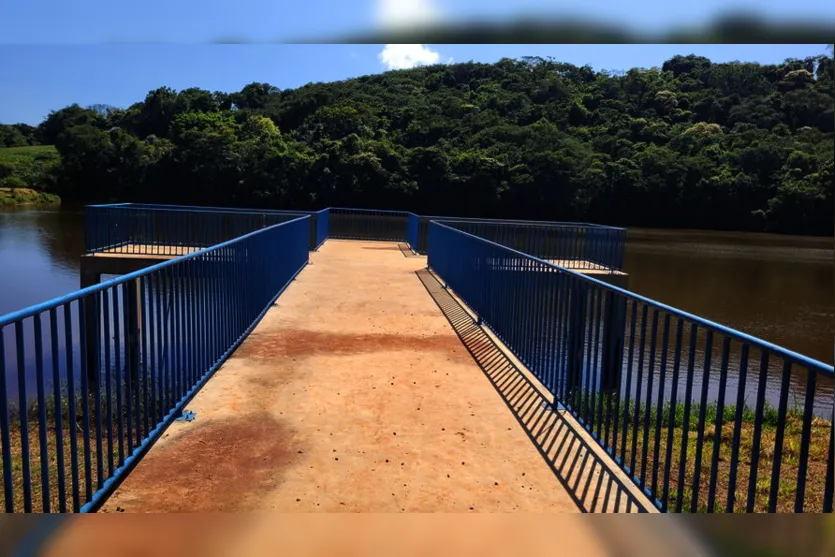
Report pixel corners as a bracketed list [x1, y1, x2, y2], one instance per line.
[85, 204, 625, 269]
[436, 219, 626, 272]
[85, 205, 307, 255]
[86, 204, 323, 252]
[7, 202, 830, 515]
[427, 221, 834, 514]
[413, 215, 626, 270]
[327, 208, 411, 242]
[0, 216, 310, 513]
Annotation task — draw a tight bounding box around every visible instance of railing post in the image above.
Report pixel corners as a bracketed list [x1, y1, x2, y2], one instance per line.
[309, 212, 318, 251]
[565, 279, 587, 404]
[81, 272, 101, 387]
[600, 290, 626, 393]
[126, 278, 141, 386]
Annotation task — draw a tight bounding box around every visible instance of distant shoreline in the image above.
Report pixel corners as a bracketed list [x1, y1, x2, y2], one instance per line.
[0, 187, 61, 207]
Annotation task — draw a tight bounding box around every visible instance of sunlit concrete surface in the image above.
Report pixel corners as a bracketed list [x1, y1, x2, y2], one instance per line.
[93, 240, 587, 513]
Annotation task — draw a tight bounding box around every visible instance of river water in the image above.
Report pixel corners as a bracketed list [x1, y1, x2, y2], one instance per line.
[0, 207, 832, 404]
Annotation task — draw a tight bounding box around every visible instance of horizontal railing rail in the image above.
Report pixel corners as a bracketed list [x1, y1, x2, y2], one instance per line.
[106, 203, 313, 215]
[0, 216, 310, 513]
[427, 221, 834, 514]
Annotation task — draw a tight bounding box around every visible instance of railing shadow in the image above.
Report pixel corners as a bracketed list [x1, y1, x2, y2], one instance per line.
[398, 243, 420, 258]
[416, 268, 647, 514]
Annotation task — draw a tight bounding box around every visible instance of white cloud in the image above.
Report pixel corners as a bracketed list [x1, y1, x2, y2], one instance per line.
[375, 0, 442, 29]
[378, 44, 442, 70]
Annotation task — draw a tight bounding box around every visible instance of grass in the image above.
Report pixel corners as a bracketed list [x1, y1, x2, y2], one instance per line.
[2, 379, 832, 514]
[0, 187, 61, 206]
[563, 390, 833, 513]
[0, 145, 61, 205]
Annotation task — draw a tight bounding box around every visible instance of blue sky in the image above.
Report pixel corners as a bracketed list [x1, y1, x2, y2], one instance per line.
[1, 44, 828, 125]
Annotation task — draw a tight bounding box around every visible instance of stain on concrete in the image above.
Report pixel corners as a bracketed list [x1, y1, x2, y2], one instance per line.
[104, 415, 299, 512]
[236, 329, 474, 364]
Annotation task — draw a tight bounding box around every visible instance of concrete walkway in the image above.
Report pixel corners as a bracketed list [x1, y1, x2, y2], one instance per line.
[93, 239, 587, 513]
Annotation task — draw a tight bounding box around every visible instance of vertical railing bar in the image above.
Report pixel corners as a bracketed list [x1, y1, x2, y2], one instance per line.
[63, 302, 80, 512]
[0, 327, 12, 513]
[690, 329, 714, 513]
[140, 276, 150, 442]
[123, 284, 135, 456]
[14, 321, 33, 512]
[92, 294, 104, 493]
[34, 313, 51, 512]
[600, 291, 616, 449]
[639, 309, 659, 489]
[78, 297, 93, 504]
[767, 360, 793, 513]
[152, 272, 163, 425]
[794, 366, 817, 512]
[49, 308, 66, 512]
[113, 286, 125, 467]
[581, 285, 596, 421]
[726, 343, 750, 513]
[745, 350, 770, 512]
[102, 290, 114, 478]
[620, 300, 638, 465]
[163, 268, 174, 414]
[706, 336, 731, 512]
[630, 304, 648, 475]
[651, 313, 671, 502]
[662, 318, 684, 512]
[554, 272, 567, 401]
[608, 296, 628, 458]
[591, 286, 606, 435]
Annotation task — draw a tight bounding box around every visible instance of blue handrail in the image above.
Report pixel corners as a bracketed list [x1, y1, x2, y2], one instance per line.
[0, 216, 310, 513]
[427, 220, 833, 513]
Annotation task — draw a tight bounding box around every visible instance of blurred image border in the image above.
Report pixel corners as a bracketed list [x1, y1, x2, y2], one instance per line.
[2, 513, 835, 557]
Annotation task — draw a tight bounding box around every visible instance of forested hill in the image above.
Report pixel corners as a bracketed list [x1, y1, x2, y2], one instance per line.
[2, 54, 833, 235]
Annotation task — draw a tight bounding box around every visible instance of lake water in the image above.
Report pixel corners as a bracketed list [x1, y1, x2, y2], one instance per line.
[623, 228, 833, 367]
[0, 207, 832, 407]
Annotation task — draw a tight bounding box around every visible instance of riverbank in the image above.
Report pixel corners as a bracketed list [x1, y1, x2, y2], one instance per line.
[0, 188, 61, 207]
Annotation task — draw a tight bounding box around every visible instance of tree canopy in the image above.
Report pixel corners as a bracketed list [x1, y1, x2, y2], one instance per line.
[1, 52, 832, 235]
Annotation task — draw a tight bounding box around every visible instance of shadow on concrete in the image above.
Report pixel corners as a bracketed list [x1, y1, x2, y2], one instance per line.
[360, 246, 403, 251]
[416, 268, 646, 514]
[397, 243, 420, 258]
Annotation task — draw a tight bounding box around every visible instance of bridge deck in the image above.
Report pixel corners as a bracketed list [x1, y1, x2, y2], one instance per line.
[35, 239, 714, 555]
[95, 240, 629, 514]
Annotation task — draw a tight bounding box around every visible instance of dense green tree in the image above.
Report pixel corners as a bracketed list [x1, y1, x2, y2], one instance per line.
[5, 49, 833, 235]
